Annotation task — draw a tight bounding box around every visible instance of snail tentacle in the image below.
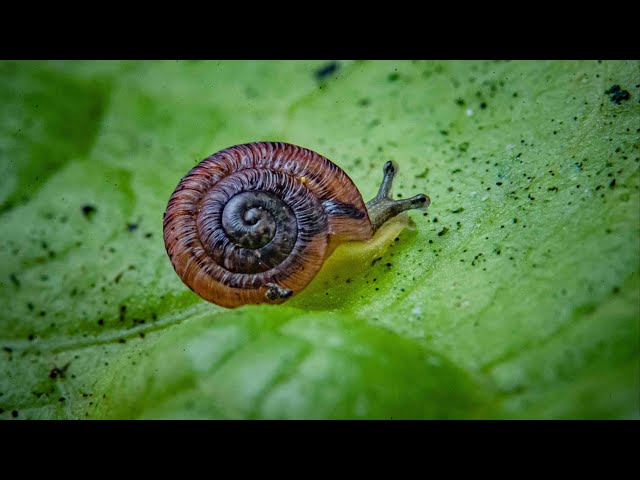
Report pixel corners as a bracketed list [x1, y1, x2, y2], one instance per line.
[366, 161, 431, 232]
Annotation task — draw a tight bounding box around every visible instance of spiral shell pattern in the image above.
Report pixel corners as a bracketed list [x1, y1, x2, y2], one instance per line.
[163, 142, 373, 308]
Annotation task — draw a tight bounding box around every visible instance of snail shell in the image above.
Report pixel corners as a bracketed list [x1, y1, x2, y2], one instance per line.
[163, 141, 429, 308]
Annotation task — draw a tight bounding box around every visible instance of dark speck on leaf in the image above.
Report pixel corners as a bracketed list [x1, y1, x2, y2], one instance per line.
[437, 227, 449, 237]
[81, 204, 96, 218]
[127, 223, 138, 232]
[9, 273, 20, 287]
[610, 179, 616, 188]
[451, 207, 464, 213]
[416, 168, 429, 179]
[388, 73, 400, 82]
[49, 363, 70, 379]
[480, 102, 487, 109]
[605, 85, 630, 104]
[315, 62, 339, 81]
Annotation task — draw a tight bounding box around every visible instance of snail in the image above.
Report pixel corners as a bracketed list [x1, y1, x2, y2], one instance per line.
[163, 142, 430, 308]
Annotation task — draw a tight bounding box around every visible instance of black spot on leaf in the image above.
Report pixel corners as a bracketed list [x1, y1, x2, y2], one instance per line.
[605, 85, 630, 104]
[315, 62, 339, 81]
[81, 204, 96, 219]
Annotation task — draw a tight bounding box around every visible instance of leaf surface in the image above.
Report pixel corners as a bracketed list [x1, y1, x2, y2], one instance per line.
[0, 60, 637, 419]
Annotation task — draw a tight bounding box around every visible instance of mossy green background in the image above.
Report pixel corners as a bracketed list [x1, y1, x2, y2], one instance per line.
[0, 60, 638, 419]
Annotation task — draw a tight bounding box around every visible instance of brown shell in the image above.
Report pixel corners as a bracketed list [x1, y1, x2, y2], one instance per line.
[163, 142, 373, 308]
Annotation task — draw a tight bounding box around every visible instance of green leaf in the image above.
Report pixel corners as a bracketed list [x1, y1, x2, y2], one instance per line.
[0, 60, 638, 419]
[89, 307, 490, 419]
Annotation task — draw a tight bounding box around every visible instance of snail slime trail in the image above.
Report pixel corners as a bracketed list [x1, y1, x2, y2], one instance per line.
[163, 142, 430, 308]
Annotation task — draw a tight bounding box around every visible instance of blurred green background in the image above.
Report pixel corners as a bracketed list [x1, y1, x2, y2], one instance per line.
[0, 60, 638, 419]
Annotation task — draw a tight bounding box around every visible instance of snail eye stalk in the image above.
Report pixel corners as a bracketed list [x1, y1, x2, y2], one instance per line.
[366, 161, 430, 232]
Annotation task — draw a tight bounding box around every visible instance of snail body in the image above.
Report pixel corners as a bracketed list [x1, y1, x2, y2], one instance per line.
[163, 142, 429, 308]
